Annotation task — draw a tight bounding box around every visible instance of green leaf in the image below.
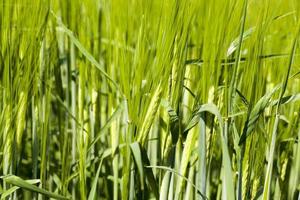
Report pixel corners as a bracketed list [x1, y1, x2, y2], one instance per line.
[88, 150, 110, 200]
[227, 26, 255, 57]
[130, 142, 145, 190]
[51, 11, 122, 94]
[88, 102, 124, 153]
[1, 179, 40, 200]
[1, 175, 69, 200]
[184, 103, 235, 200]
[130, 142, 159, 199]
[271, 93, 300, 106]
[146, 165, 208, 200]
[139, 144, 159, 199]
[159, 171, 171, 200]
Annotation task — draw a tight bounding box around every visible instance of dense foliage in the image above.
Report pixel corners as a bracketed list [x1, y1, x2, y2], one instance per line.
[0, 0, 300, 199]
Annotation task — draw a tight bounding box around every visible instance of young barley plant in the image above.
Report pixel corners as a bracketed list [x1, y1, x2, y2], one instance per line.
[0, 0, 300, 200]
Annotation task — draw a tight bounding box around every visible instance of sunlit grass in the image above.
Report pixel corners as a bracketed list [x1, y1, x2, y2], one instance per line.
[0, 0, 300, 200]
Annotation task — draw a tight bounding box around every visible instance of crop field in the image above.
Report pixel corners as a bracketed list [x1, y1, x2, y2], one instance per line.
[0, 0, 300, 199]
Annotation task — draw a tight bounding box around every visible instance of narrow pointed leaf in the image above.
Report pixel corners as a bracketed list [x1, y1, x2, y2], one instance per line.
[1, 175, 69, 200]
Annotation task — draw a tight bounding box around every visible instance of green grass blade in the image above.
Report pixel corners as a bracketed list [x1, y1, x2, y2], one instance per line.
[185, 103, 235, 199]
[146, 165, 207, 200]
[0, 179, 40, 200]
[51, 11, 122, 95]
[130, 142, 145, 190]
[1, 175, 69, 200]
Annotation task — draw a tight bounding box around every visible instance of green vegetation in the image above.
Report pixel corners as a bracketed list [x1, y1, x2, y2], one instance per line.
[0, 0, 300, 199]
